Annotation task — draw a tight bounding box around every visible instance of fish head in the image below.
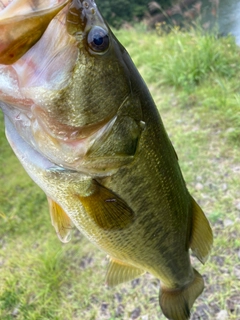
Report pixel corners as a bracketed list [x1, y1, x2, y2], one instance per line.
[50, 0, 132, 132]
[0, 0, 142, 173]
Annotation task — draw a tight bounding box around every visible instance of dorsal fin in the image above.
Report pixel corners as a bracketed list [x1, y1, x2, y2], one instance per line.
[189, 197, 213, 264]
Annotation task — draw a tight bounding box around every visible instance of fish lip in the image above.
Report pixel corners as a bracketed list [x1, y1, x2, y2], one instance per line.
[0, 0, 69, 20]
[0, 0, 70, 65]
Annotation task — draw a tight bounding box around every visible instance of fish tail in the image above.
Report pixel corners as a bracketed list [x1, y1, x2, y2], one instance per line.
[159, 268, 204, 320]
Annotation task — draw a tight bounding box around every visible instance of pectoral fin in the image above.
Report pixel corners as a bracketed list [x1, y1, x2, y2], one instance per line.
[47, 197, 74, 243]
[190, 197, 213, 263]
[0, 2, 67, 64]
[106, 257, 145, 286]
[78, 180, 135, 230]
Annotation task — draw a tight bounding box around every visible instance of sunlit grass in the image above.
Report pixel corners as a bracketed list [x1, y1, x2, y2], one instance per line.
[115, 25, 240, 148]
[0, 25, 240, 319]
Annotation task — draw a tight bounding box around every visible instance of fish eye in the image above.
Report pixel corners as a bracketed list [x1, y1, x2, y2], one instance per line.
[87, 26, 109, 53]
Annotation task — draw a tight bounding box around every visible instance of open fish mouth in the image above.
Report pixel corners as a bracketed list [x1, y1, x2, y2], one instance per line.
[0, 0, 127, 170]
[0, 0, 141, 172]
[0, 0, 109, 169]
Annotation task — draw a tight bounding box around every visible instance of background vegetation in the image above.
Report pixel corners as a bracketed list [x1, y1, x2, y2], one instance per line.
[1, 25, 240, 319]
[98, 0, 171, 28]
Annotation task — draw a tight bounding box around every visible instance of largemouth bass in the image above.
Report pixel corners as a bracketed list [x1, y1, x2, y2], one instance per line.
[0, 1, 213, 319]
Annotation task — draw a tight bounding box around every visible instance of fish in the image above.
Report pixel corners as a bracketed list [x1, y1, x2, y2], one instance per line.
[0, 0, 213, 319]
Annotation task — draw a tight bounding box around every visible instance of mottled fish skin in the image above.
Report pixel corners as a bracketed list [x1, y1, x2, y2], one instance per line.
[0, 1, 213, 319]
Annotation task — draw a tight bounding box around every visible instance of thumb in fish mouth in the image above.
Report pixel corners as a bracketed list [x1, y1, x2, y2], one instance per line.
[0, 0, 68, 65]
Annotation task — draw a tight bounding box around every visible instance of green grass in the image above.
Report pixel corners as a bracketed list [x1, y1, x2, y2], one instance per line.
[115, 25, 240, 147]
[1, 26, 240, 319]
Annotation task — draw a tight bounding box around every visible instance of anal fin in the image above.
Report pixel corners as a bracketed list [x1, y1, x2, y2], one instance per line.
[106, 257, 145, 287]
[190, 197, 213, 264]
[47, 197, 74, 243]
